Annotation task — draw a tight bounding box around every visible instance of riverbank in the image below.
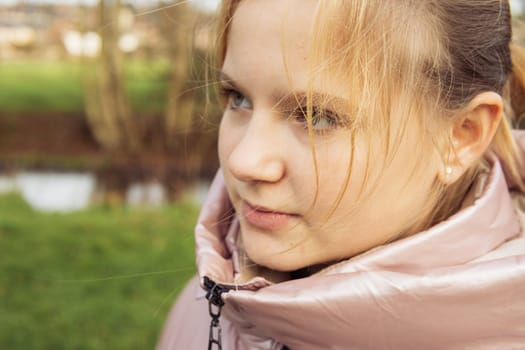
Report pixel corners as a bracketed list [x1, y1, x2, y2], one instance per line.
[0, 111, 219, 205]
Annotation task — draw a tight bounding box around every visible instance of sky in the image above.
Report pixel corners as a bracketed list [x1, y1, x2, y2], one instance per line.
[512, 0, 525, 13]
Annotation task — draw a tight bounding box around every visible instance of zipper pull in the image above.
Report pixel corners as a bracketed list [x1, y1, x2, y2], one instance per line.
[204, 276, 229, 350]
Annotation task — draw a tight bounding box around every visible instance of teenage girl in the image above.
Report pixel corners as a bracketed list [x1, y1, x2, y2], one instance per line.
[158, 1, 525, 349]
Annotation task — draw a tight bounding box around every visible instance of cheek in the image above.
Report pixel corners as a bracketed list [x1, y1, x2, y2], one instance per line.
[304, 135, 363, 219]
[308, 133, 404, 228]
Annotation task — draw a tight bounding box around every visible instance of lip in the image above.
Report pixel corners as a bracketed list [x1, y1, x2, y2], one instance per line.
[241, 201, 298, 231]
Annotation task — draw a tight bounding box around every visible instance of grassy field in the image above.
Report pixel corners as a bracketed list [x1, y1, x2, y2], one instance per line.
[0, 192, 199, 349]
[0, 60, 169, 113]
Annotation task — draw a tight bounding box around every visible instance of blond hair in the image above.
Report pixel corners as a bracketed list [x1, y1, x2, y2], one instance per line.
[214, 0, 525, 237]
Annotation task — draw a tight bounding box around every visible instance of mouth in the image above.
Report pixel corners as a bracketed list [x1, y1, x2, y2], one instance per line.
[241, 201, 299, 231]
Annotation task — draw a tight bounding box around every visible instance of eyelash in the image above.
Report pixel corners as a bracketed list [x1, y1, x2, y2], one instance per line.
[219, 86, 342, 133]
[291, 106, 340, 132]
[219, 87, 250, 110]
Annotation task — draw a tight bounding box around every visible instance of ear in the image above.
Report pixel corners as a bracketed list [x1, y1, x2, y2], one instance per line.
[439, 92, 503, 184]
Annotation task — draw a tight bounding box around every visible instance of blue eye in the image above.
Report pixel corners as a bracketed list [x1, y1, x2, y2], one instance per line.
[219, 86, 253, 110]
[231, 91, 252, 109]
[311, 112, 337, 131]
[224, 89, 252, 110]
[294, 107, 338, 132]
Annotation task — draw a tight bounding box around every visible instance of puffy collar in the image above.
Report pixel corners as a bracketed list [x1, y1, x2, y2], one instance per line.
[194, 154, 525, 349]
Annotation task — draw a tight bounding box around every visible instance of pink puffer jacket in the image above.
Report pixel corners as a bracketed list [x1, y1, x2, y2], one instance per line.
[157, 133, 525, 350]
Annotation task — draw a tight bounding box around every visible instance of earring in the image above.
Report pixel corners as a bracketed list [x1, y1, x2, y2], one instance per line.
[445, 166, 453, 175]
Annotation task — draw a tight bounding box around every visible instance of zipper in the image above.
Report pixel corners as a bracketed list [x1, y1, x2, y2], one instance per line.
[204, 276, 292, 350]
[204, 276, 229, 350]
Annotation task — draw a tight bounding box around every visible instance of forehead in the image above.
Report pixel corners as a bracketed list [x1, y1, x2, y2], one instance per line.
[228, 0, 317, 41]
[223, 0, 317, 84]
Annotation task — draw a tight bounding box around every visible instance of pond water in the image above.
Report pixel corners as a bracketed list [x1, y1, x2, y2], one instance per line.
[0, 172, 209, 213]
[15, 172, 96, 212]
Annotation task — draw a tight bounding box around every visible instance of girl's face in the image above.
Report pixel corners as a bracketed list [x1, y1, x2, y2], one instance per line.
[218, 0, 440, 271]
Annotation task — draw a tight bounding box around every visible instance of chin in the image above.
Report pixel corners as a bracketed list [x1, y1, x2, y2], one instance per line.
[239, 222, 318, 272]
[243, 242, 312, 272]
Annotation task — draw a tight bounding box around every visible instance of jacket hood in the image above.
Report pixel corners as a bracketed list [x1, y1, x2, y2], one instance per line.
[193, 135, 525, 350]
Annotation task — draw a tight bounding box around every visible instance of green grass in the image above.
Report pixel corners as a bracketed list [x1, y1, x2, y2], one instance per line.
[0, 60, 169, 113]
[0, 61, 84, 112]
[0, 192, 198, 349]
[124, 60, 170, 113]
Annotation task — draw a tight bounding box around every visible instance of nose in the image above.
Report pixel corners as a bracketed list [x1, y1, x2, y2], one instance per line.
[226, 112, 286, 184]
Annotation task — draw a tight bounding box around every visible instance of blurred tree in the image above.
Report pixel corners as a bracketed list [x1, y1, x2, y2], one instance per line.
[160, 1, 197, 150]
[84, 0, 139, 152]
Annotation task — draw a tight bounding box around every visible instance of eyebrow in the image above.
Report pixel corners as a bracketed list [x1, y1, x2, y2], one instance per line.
[279, 92, 351, 113]
[219, 71, 244, 93]
[218, 71, 351, 114]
